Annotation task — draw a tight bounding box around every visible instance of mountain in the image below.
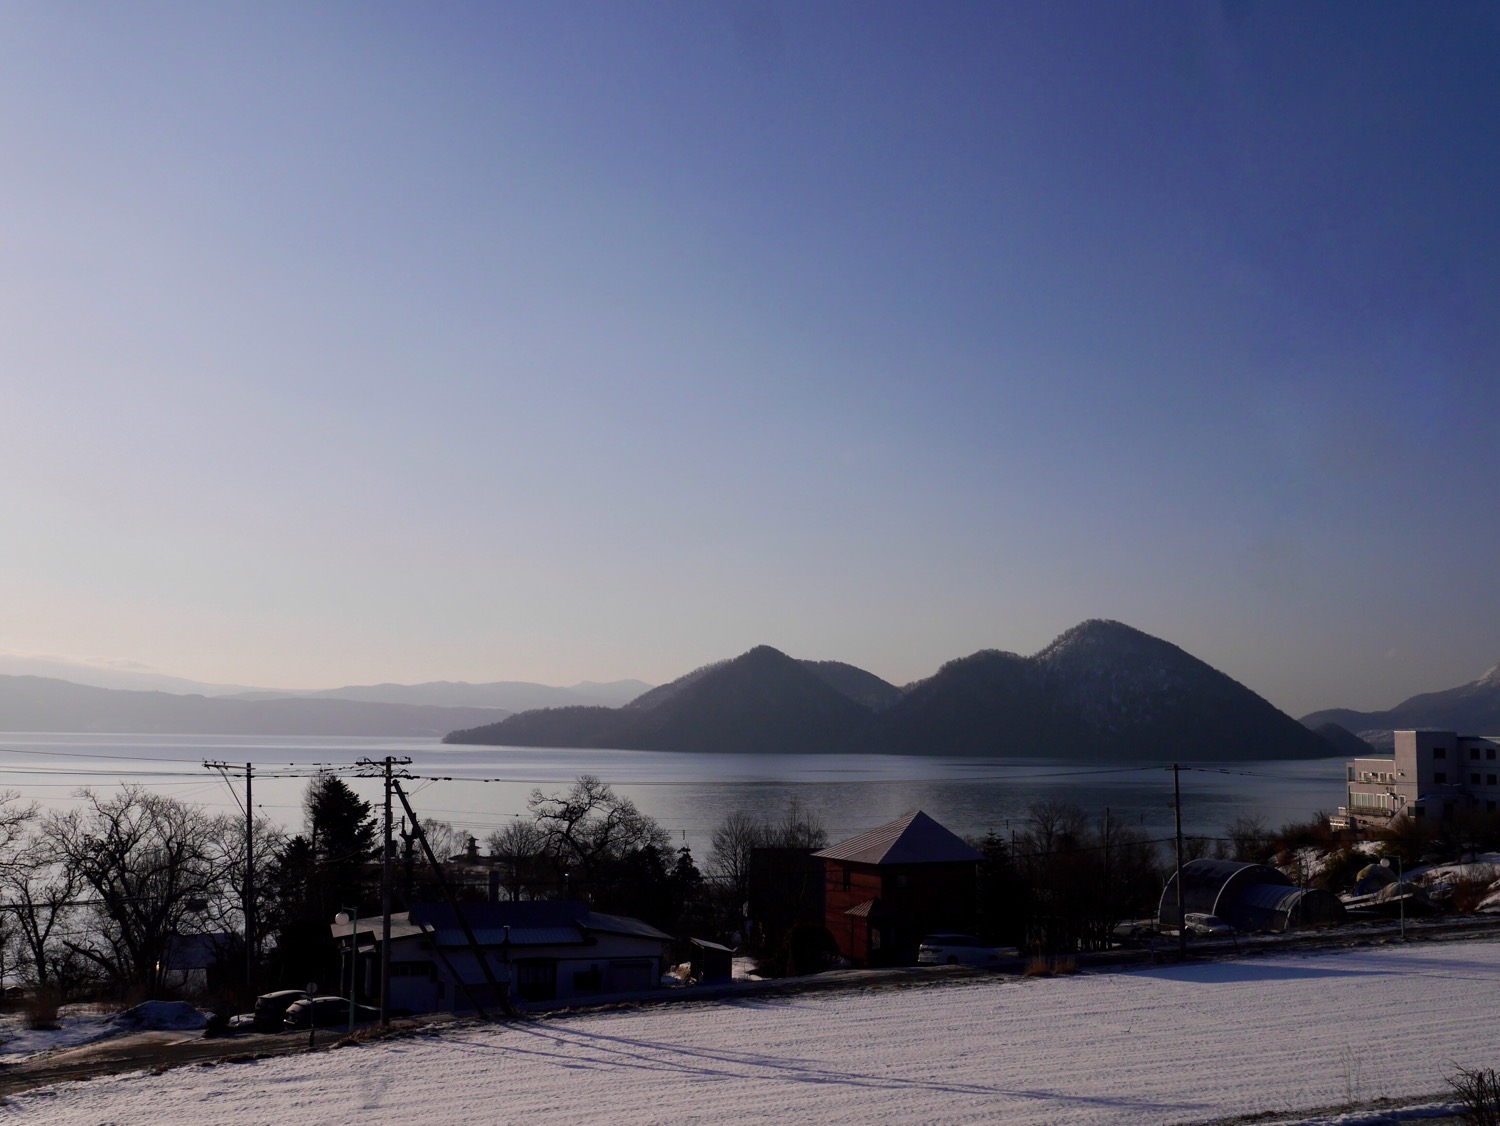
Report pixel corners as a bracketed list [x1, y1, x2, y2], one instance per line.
[232, 679, 651, 711]
[1301, 661, 1500, 742]
[0, 676, 511, 737]
[446, 646, 876, 752]
[0, 655, 263, 696]
[1310, 722, 1376, 759]
[447, 622, 1337, 761]
[874, 620, 1335, 760]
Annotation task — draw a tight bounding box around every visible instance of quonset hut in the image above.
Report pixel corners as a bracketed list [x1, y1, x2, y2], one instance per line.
[1158, 859, 1346, 933]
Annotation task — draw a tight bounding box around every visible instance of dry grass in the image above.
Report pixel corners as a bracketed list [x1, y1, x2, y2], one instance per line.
[1022, 956, 1053, 977]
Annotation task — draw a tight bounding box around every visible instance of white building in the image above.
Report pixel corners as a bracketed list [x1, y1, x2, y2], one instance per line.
[1333, 729, 1500, 830]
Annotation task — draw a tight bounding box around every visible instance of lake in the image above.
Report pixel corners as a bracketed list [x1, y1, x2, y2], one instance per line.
[0, 733, 1348, 858]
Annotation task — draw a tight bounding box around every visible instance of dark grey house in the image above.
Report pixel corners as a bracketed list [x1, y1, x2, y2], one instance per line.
[333, 900, 672, 1012]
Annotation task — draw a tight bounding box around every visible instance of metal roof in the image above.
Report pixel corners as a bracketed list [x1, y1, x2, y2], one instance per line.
[405, 901, 671, 948]
[814, 811, 983, 866]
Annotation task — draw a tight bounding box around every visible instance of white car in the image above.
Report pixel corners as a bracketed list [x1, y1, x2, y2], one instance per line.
[917, 934, 1006, 966]
[1182, 913, 1235, 937]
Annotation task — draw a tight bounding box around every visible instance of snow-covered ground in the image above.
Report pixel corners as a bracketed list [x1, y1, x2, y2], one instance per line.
[10, 939, 1500, 1124]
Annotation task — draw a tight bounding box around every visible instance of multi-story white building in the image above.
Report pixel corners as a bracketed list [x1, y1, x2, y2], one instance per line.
[1333, 729, 1500, 830]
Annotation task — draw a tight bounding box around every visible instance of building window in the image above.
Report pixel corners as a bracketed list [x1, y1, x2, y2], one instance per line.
[1472, 774, 1481, 785]
[1473, 748, 1482, 760]
[1434, 748, 1447, 759]
[1488, 748, 1497, 760]
[1435, 772, 1447, 783]
[1489, 775, 1497, 787]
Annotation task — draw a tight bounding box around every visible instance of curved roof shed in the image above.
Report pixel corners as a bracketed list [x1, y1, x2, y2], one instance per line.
[1158, 859, 1346, 933]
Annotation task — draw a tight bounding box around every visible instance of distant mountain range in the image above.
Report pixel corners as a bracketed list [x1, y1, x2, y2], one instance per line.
[228, 679, 651, 711]
[446, 620, 1340, 761]
[0, 676, 514, 737]
[1301, 661, 1500, 751]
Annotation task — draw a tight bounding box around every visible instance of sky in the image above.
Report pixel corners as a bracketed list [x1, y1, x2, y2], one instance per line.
[2, 2, 1497, 717]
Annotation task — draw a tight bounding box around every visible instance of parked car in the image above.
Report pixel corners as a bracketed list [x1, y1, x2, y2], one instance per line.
[1111, 921, 1157, 946]
[282, 996, 381, 1030]
[1182, 913, 1235, 937]
[252, 989, 310, 1032]
[917, 934, 1006, 966]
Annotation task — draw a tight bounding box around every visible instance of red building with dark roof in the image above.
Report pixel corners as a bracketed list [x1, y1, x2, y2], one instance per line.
[814, 811, 982, 967]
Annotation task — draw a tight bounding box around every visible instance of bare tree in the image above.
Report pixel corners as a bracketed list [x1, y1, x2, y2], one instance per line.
[419, 819, 469, 862]
[1, 835, 81, 992]
[528, 775, 670, 891]
[708, 809, 764, 902]
[485, 820, 548, 901]
[46, 788, 234, 993]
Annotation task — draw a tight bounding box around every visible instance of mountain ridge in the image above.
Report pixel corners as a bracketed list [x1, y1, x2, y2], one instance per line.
[448, 620, 1338, 760]
[0, 675, 512, 738]
[1301, 659, 1500, 743]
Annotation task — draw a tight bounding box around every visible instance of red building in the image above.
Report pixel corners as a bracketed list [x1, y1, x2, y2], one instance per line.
[815, 811, 982, 967]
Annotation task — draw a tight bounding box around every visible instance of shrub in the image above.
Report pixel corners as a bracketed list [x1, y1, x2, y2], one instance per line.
[24, 988, 61, 1031]
[1448, 1065, 1500, 1126]
[1023, 956, 1053, 977]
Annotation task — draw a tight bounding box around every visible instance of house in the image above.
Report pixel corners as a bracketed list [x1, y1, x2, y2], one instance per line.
[1332, 730, 1500, 830]
[331, 900, 672, 1013]
[814, 811, 982, 967]
[1158, 859, 1345, 933]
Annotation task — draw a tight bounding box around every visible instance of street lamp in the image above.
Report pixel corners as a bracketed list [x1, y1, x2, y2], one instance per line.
[334, 908, 359, 1035]
[1380, 857, 1406, 940]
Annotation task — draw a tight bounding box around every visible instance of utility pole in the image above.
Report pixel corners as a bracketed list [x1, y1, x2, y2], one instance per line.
[204, 760, 256, 995]
[1174, 764, 1186, 961]
[356, 756, 411, 1027]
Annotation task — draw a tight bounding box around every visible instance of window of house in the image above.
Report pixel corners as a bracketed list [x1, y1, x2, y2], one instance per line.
[1472, 773, 1481, 785]
[1489, 748, 1497, 760]
[1435, 772, 1447, 783]
[1434, 747, 1447, 759]
[1473, 748, 1482, 760]
[1489, 775, 1497, 786]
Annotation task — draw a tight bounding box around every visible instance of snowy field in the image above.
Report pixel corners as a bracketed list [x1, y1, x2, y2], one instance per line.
[11, 938, 1500, 1124]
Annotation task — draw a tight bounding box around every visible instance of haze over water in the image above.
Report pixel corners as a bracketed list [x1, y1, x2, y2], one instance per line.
[0, 734, 1344, 857]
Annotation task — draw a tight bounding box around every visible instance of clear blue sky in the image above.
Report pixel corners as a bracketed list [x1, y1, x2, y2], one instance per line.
[2, 2, 1497, 716]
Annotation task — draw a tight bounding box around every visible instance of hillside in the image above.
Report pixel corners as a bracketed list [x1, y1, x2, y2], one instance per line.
[447, 647, 873, 752]
[0, 676, 511, 737]
[875, 620, 1335, 760]
[1301, 660, 1500, 742]
[448, 621, 1336, 760]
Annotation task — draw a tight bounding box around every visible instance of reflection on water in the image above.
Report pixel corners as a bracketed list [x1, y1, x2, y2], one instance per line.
[0, 734, 1346, 857]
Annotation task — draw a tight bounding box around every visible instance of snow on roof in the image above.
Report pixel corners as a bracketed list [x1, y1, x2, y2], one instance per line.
[814, 810, 982, 866]
[406, 901, 671, 947]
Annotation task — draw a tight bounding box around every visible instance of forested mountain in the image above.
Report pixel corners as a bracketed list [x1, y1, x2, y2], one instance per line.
[874, 620, 1336, 760]
[448, 621, 1340, 761]
[448, 646, 873, 753]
